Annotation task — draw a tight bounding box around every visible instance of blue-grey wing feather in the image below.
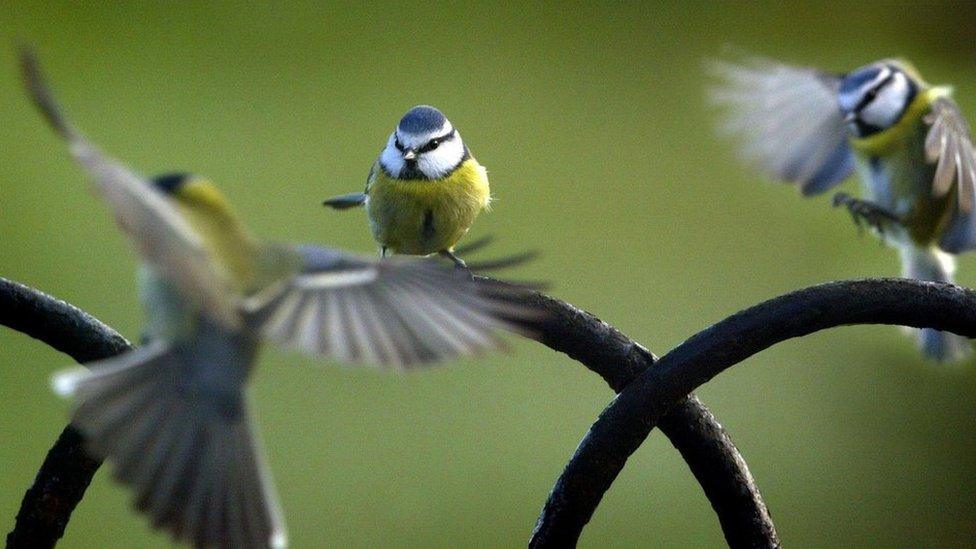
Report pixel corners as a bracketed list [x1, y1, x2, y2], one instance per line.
[242, 245, 536, 368]
[710, 57, 854, 194]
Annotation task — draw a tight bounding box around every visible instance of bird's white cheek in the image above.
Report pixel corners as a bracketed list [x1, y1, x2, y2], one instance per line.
[860, 75, 910, 129]
[860, 97, 900, 129]
[419, 140, 465, 179]
[379, 145, 405, 177]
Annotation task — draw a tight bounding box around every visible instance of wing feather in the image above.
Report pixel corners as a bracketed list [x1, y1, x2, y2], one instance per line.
[372, 285, 433, 366]
[19, 49, 238, 326]
[925, 97, 976, 210]
[356, 290, 400, 365]
[926, 96, 976, 252]
[399, 277, 501, 350]
[710, 56, 855, 194]
[242, 246, 539, 368]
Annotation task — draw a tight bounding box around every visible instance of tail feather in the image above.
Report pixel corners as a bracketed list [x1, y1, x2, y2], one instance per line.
[70, 350, 168, 445]
[144, 409, 200, 525]
[201, 433, 233, 548]
[918, 328, 972, 363]
[52, 341, 287, 548]
[85, 380, 162, 454]
[322, 192, 367, 210]
[179, 422, 221, 546]
[900, 245, 971, 362]
[112, 395, 174, 483]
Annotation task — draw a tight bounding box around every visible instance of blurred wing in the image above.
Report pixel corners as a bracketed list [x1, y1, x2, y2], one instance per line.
[20, 49, 237, 325]
[709, 57, 854, 195]
[927, 97, 976, 253]
[926, 96, 976, 212]
[242, 246, 535, 368]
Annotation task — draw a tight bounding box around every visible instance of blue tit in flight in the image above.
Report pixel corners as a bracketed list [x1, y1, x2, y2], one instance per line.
[21, 51, 536, 547]
[712, 56, 976, 362]
[323, 106, 490, 268]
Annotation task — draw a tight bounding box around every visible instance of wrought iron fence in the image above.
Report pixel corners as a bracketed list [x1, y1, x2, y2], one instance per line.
[5, 275, 974, 548]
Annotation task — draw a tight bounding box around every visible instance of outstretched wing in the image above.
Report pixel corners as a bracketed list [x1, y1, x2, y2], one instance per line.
[242, 246, 537, 368]
[19, 49, 237, 325]
[926, 96, 976, 253]
[926, 97, 976, 210]
[709, 57, 854, 195]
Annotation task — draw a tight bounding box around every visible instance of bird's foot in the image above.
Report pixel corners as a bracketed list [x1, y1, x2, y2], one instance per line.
[439, 250, 468, 269]
[831, 192, 900, 238]
[438, 250, 473, 278]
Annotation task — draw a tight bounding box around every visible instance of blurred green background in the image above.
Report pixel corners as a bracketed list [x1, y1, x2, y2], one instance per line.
[3, 1, 976, 547]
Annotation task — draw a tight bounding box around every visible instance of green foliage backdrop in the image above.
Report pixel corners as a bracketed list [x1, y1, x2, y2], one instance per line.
[2, 2, 975, 546]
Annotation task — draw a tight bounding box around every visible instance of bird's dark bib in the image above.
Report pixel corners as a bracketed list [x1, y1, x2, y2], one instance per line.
[399, 160, 427, 180]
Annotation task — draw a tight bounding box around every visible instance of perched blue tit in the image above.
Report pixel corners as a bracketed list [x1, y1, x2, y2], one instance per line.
[21, 51, 535, 547]
[323, 106, 490, 267]
[712, 56, 976, 362]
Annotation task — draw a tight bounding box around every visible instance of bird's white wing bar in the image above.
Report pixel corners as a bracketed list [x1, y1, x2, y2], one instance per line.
[709, 56, 855, 195]
[293, 269, 379, 289]
[19, 49, 239, 326]
[242, 246, 537, 369]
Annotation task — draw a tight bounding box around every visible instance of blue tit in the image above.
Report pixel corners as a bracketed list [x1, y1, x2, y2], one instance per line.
[323, 105, 490, 268]
[21, 51, 535, 547]
[712, 56, 976, 362]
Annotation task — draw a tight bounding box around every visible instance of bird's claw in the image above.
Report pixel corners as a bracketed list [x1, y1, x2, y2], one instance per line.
[831, 192, 900, 238]
[437, 250, 473, 279]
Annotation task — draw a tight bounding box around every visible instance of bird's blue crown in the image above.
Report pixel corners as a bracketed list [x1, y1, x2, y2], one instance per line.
[398, 105, 448, 136]
[838, 64, 890, 113]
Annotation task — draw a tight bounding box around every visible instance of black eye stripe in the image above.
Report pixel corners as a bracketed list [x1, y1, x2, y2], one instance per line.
[855, 72, 895, 113]
[418, 130, 456, 153]
[393, 129, 456, 155]
[418, 140, 440, 153]
[847, 69, 917, 138]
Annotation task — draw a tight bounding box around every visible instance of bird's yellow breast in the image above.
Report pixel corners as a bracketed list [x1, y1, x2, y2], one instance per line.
[365, 158, 490, 255]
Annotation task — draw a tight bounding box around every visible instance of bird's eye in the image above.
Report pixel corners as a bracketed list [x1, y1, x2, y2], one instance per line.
[419, 139, 441, 154]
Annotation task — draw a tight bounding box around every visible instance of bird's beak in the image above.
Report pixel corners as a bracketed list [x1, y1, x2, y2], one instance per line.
[402, 149, 417, 161]
[843, 112, 857, 124]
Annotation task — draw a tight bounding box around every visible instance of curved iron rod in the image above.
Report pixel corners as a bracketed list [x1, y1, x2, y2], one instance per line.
[1, 277, 131, 548]
[486, 281, 778, 548]
[529, 278, 976, 547]
[2, 276, 775, 547]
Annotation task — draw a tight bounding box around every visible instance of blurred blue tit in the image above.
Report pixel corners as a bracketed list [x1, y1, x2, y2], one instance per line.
[712, 56, 976, 362]
[21, 51, 537, 547]
[323, 105, 490, 268]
